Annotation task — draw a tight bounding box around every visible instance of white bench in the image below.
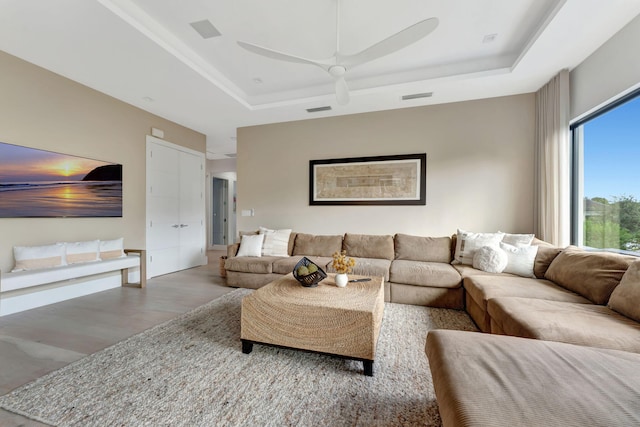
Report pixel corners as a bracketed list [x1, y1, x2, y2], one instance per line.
[0, 249, 146, 316]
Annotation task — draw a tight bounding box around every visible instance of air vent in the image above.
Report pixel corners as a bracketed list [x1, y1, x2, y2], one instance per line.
[190, 20, 221, 39]
[306, 106, 332, 113]
[402, 92, 433, 101]
[225, 153, 237, 158]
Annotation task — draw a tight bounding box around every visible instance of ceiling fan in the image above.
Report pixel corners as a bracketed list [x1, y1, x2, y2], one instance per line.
[237, 0, 439, 105]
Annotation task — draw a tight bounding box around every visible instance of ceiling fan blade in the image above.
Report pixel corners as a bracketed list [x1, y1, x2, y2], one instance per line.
[335, 76, 350, 105]
[340, 17, 439, 68]
[237, 41, 329, 70]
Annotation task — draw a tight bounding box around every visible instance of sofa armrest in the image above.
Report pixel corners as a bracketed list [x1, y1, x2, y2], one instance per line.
[227, 243, 240, 258]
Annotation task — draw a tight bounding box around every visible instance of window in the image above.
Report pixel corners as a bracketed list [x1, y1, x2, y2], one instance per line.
[571, 88, 640, 254]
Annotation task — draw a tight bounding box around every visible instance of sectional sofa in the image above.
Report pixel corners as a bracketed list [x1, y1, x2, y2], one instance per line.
[226, 230, 640, 425]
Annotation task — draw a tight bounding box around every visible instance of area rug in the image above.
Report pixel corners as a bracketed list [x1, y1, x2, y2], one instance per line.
[0, 289, 477, 426]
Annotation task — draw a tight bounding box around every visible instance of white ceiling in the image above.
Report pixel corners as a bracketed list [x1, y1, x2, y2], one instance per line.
[1, 0, 639, 158]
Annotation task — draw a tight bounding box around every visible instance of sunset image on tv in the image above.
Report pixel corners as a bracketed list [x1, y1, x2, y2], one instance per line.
[0, 141, 122, 217]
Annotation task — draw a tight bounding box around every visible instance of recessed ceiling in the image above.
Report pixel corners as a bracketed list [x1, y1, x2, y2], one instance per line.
[0, 0, 639, 158]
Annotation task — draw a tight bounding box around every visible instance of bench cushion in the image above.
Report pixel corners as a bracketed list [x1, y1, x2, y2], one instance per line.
[426, 329, 640, 427]
[1, 256, 140, 292]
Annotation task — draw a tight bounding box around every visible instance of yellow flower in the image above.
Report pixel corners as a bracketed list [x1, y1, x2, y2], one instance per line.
[332, 250, 356, 274]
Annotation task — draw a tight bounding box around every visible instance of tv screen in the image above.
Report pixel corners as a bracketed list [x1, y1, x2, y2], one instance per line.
[0, 141, 122, 217]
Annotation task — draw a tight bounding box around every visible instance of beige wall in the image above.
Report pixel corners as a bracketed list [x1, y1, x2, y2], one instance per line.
[571, 14, 640, 120]
[237, 94, 535, 239]
[0, 50, 205, 272]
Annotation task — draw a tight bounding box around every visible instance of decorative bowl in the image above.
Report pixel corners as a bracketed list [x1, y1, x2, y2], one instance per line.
[293, 257, 327, 287]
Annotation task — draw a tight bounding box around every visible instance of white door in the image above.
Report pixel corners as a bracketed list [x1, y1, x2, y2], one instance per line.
[146, 137, 205, 278]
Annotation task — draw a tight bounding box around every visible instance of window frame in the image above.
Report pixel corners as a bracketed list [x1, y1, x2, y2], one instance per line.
[570, 86, 640, 251]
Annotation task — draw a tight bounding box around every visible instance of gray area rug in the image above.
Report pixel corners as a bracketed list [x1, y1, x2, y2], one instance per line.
[0, 289, 477, 426]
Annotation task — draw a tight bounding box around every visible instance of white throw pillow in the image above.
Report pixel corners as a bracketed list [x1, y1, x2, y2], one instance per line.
[12, 243, 66, 271]
[65, 240, 100, 264]
[499, 242, 538, 278]
[259, 227, 291, 257]
[500, 232, 535, 247]
[236, 234, 265, 257]
[100, 238, 126, 259]
[453, 229, 505, 265]
[472, 245, 508, 273]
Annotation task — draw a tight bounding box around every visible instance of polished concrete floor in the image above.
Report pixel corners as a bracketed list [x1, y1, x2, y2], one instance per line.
[0, 250, 232, 427]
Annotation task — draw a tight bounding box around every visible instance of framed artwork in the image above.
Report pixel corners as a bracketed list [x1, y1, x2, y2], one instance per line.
[309, 153, 426, 205]
[0, 141, 122, 217]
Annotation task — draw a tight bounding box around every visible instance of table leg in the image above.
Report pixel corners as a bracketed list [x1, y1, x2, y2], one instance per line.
[242, 340, 253, 354]
[364, 360, 374, 376]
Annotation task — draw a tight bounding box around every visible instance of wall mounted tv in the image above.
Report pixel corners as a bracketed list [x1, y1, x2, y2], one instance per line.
[0, 141, 122, 218]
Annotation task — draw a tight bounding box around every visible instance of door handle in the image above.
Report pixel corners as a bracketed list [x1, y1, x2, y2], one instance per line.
[172, 224, 180, 228]
[180, 224, 189, 228]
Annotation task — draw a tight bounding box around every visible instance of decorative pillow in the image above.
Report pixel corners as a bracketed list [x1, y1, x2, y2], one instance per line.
[472, 245, 508, 273]
[236, 230, 258, 244]
[65, 240, 100, 264]
[608, 260, 640, 322]
[100, 238, 125, 260]
[500, 242, 538, 278]
[236, 234, 265, 257]
[500, 232, 535, 247]
[394, 234, 452, 263]
[544, 246, 636, 304]
[453, 229, 505, 265]
[12, 243, 66, 271]
[259, 227, 291, 257]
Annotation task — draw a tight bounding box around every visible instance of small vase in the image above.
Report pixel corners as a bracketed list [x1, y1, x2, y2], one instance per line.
[335, 273, 348, 288]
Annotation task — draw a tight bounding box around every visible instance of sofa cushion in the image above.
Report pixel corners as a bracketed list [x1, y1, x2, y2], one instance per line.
[272, 256, 332, 275]
[343, 234, 394, 260]
[608, 259, 640, 323]
[426, 330, 640, 427]
[292, 233, 343, 257]
[488, 297, 640, 353]
[389, 260, 461, 289]
[393, 234, 452, 263]
[533, 245, 563, 279]
[544, 246, 636, 305]
[464, 275, 590, 313]
[327, 257, 391, 281]
[452, 264, 517, 279]
[225, 256, 280, 274]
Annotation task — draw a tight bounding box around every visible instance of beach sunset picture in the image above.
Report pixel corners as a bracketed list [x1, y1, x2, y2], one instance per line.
[0, 142, 122, 217]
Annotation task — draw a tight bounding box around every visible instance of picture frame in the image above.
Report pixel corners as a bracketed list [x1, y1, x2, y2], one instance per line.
[0, 141, 123, 218]
[309, 153, 426, 205]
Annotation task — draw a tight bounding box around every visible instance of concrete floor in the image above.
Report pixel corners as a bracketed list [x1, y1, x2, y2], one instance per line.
[0, 250, 232, 427]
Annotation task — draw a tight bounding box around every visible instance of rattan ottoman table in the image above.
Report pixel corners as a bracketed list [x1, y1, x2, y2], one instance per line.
[241, 273, 385, 376]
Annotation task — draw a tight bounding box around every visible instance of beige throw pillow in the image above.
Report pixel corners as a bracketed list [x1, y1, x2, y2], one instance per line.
[259, 227, 291, 257]
[12, 243, 66, 271]
[608, 260, 640, 322]
[453, 229, 505, 265]
[544, 246, 635, 305]
[65, 240, 100, 264]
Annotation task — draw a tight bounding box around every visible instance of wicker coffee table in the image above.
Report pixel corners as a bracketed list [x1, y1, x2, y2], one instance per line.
[241, 273, 385, 376]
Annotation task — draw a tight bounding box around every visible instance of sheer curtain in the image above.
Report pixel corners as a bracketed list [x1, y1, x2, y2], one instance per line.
[534, 70, 571, 247]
